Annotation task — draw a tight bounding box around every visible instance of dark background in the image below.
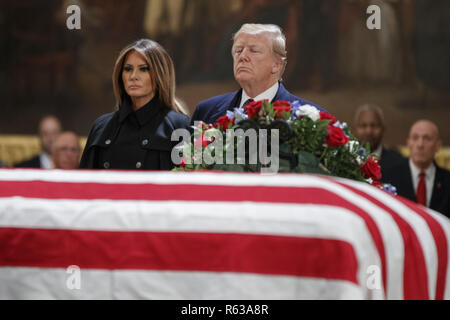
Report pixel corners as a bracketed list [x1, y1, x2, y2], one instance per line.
[1, 0, 449, 148]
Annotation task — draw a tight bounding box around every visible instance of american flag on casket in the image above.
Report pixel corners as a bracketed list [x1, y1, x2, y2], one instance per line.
[0, 168, 449, 300]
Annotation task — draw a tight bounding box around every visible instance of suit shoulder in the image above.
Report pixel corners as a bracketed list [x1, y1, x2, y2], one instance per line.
[197, 92, 236, 108]
[92, 112, 115, 128]
[437, 165, 450, 179]
[383, 148, 405, 159]
[165, 110, 190, 129]
[14, 155, 40, 168]
[381, 158, 410, 181]
[87, 112, 115, 136]
[286, 92, 327, 113]
[385, 158, 409, 172]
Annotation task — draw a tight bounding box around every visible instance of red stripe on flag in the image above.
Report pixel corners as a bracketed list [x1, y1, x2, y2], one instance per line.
[396, 197, 448, 300]
[0, 227, 358, 284]
[0, 180, 387, 289]
[333, 181, 429, 300]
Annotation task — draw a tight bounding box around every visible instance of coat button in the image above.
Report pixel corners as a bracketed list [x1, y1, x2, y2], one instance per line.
[136, 161, 142, 169]
[142, 139, 149, 146]
[105, 139, 111, 145]
[103, 161, 110, 169]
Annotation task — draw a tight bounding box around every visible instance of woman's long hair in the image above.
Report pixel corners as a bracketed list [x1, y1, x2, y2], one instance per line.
[112, 39, 187, 115]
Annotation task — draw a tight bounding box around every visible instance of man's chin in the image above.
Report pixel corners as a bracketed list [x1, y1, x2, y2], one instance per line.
[235, 75, 252, 87]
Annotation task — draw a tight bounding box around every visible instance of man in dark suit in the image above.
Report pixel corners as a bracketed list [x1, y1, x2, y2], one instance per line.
[353, 104, 405, 179]
[14, 115, 62, 169]
[383, 120, 450, 218]
[191, 23, 327, 125]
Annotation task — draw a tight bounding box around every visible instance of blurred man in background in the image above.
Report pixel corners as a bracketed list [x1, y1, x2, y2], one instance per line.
[353, 104, 404, 178]
[14, 115, 62, 168]
[51, 131, 81, 170]
[383, 120, 450, 217]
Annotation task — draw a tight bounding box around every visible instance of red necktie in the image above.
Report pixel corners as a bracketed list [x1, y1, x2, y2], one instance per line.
[416, 172, 426, 206]
[243, 98, 253, 109]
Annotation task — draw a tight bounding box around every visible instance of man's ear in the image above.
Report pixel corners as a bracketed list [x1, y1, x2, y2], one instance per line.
[272, 57, 283, 75]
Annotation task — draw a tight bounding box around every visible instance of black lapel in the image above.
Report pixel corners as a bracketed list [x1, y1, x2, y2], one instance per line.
[226, 89, 243, 111]
[430, 166, 445, 209]
[401, 163, 416, 202]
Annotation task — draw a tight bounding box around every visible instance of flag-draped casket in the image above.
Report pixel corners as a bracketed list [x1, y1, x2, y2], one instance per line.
[0, 168, 449, 299]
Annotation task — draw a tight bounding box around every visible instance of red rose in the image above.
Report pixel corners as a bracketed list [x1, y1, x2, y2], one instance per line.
[245, 100, 262, 119]
[325, 126, 349, 147]
[214, 115, 234, 129]
[180, 157, 186, 168]
[360, 156, 381, 180]
[273, 100, 291, 118]
[371, 179, 383, 187]
[320, 112, 337, 125]
[194, 135, 214, 148]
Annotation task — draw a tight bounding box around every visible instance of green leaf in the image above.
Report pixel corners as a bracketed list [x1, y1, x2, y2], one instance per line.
[297, 151, 319, 167]
[279, 143, 292, 154]
[281, 111, 291, 121]
[263, 100, 273, 114]
[278, 158, 292, 172]
[211, 164, 245, 172]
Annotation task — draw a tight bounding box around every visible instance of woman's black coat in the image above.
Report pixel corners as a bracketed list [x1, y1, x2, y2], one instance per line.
[79, 99, 190, 170]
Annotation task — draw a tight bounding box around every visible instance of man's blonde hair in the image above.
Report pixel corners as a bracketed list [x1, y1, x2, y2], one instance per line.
[232, 24, 287, 79]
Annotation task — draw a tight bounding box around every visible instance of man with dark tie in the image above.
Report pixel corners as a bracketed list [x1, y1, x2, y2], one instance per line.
[191, 23, 327, 125]
[383, 120, 450, 218]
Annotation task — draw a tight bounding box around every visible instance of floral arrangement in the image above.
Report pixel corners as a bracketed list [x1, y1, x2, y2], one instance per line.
[175, 100, 396, 193]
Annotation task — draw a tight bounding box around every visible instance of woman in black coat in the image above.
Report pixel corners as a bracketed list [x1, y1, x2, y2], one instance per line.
[80, 39, 190, 170]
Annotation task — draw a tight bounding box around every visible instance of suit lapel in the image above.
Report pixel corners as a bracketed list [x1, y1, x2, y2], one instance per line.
[402, 163, 416, 202]
[225, 89, 243, 111]
[273, 82, 289, 102]
[430, 166, 445, 209]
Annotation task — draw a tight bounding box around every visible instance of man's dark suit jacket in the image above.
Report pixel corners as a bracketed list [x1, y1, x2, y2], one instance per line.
[14, 155, 42, 168]
[191, 82, 328, 124]
[379, 148, 405, 181]
[382, 159, 450, 218]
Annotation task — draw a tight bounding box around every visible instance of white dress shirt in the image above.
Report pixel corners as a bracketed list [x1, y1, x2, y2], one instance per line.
[372, 144, 383, 158]
[409, 159, 435, 207]
[39, 152, 53, 169]
[239, 82, 279, 109]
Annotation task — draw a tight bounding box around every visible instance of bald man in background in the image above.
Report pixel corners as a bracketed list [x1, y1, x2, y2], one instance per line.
[383, 120, 450, 218]
[51, 131, 81, 170]
[14, 115, 62, 168]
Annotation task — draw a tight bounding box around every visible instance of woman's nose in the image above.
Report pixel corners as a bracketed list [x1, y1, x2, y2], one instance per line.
[130, 69, 138, 79]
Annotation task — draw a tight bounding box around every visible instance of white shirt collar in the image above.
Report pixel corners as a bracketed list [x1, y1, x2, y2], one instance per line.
[239, 82, 279, 109]
[409, 159, 436, 207]
[40, 152, 53, 169]
[373, 144, 383, 158]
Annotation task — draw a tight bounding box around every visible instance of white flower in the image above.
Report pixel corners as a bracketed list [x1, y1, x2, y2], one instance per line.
[204, 127, 222, 139]
[346, 140, 363, 164]
[299, 104, 320, 121]
[346, 140, 360, 152]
